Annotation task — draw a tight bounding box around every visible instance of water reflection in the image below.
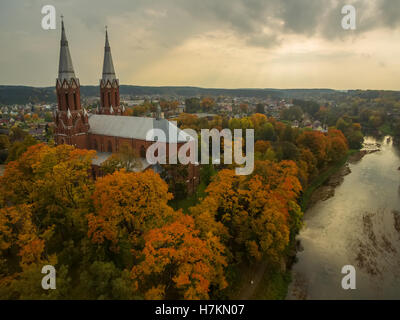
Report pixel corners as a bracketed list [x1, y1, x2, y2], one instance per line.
[288, 136, 400, 300]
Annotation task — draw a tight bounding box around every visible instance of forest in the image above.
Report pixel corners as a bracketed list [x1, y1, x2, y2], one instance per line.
[0, 111, 352, 299]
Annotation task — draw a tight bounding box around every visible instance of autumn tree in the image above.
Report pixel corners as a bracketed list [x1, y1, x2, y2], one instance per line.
[327, 129, 348, 162]
[239, 103, 249, 114]
[296, 131, 328, 168]
[0, 144, 96, 299]
[132, 214, 227, 300]
[191, 161, 302, 264]
[201, 97, 215, 111]
[87, 169, 178, 254]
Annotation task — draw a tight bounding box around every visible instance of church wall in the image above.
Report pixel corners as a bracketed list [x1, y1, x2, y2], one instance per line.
[86, 133, 200, 194]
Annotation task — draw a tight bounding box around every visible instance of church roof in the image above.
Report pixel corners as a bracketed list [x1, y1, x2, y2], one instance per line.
[102, 29, 117, 83]
[88, 115, 194, 143]
[58, 19, 76, 82]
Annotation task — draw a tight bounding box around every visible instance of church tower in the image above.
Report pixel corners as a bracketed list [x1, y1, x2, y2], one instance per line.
[99, 28, 123, 115]
[54, 17, 89, 148]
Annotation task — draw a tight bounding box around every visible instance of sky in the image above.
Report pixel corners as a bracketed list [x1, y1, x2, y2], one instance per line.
[1, 0, 400, 90]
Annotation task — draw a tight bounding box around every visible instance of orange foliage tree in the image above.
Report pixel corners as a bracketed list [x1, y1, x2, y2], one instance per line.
[131, 214, 227, 300]
[191, 160, 302, 263]
[87, 169, 178, 253]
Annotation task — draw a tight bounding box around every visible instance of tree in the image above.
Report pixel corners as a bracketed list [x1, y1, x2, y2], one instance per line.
[239, 103, 249, 114]
[0, 135, 9, 150]
[327, 129, 348, 162]
[101, 142, 142, 174]
[191, 161, 302, 264]
[250, 113, 267, 130]
[296, 131, 328, 168]
[254, 140, 270, 154]
[200, 97, 215, 111]
[255, 122, 275, 141]
[293, 99, 320, 117]
[87, 169, 177, 253]
[160, 163, 188, 200]
[280, 106, 303, 121]
[256, 103, 265, 114]
[78, 261, 134, 299]
[176, 113, 200, 130]
[0, 135, 10, 163]
[131, 214, 227, 299]
[0, 143, 96, 267]
[185, 98, 200, 113]
[6, 135, 38, 163]
[8, 127, 27, 143]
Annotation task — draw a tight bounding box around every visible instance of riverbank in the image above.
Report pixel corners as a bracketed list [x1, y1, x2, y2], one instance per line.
[300, 150, 358, 211]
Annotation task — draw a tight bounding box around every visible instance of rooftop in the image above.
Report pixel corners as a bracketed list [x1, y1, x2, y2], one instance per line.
[88, 114, 194, 143]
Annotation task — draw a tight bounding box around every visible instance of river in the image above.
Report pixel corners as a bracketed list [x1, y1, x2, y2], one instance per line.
[287, 136, 400, 299]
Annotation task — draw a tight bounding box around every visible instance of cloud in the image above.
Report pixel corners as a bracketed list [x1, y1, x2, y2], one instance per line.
[1, 0, 400, 88]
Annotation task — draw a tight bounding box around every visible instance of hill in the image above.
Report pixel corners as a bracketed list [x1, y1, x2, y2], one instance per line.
[0, 85, 340, 105]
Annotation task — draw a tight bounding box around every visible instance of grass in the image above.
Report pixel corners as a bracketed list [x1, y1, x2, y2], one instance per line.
[252, 269, 292, 300]
[300, 149, 358, 211]
[224, 262, 291, 300]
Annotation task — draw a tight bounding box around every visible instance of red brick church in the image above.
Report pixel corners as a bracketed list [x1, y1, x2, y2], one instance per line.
[53, 19, 199, 193]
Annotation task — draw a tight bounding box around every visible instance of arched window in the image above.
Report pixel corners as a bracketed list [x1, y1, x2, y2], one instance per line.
[73, 92, 77, 110]
[108, 92, 111, 107]
[115, 92, 118, 106]
[107, 141, 113, 153]
[140, 145, 146, 158]
[93, 139, 98, 150]
[65, 93, 69, 109]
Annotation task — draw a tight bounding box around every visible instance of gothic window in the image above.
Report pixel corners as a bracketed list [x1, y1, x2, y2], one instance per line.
[93, 139, 98, 150]
[108, 92, 111, 107]
[107, 141, 113, 153]
[115, 92, 118, 106]
[65, 93, 69, 109]
[73, 92, 77, 110]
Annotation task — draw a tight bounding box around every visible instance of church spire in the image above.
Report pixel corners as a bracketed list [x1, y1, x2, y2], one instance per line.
[102, 27, 116, 82]
[58, 17, 76, 82]
[99, 26, 121, 115]
[54, 16, 89, 148]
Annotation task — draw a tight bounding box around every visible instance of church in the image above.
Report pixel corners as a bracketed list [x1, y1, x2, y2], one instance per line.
[53, 19, 199, 193]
